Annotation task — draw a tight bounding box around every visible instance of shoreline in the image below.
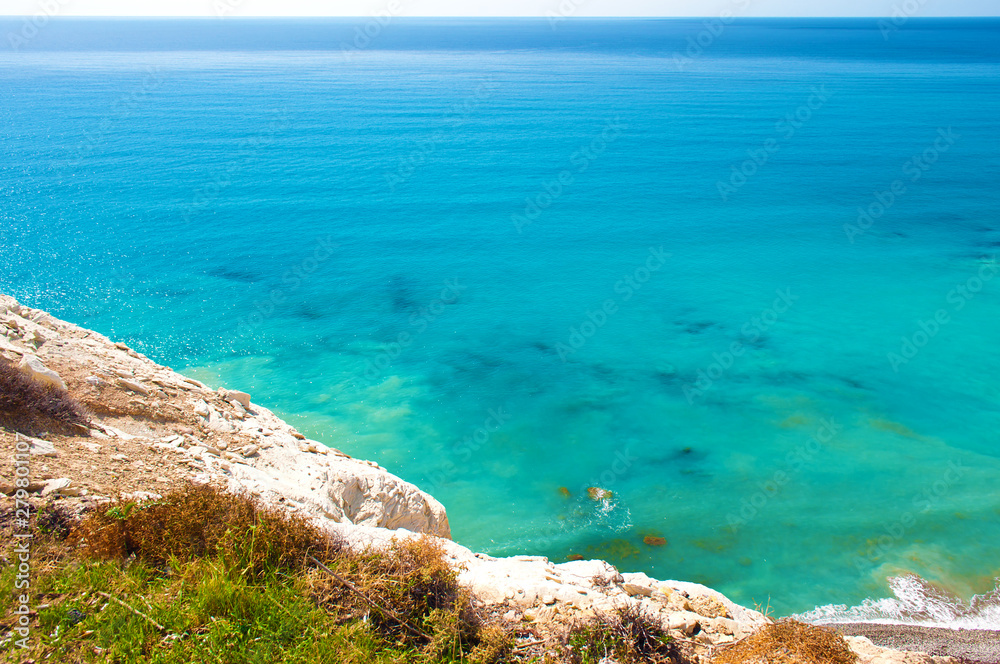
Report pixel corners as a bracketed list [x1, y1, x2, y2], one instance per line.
[832, 623, 1000, 663]
[0, 291, 987, 664]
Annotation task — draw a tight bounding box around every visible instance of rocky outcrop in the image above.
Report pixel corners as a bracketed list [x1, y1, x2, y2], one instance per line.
[325, 459, 450, 534]
[17, 354, 67, 391]
[0, 293, 449, 538]
[322, 519, 769, 648]
[0, 292, 958, 663]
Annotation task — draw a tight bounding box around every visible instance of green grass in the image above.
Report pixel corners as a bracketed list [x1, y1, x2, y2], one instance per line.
[559, 604, 682, 664]
[1, 552, 432, 663]
[0, 487, 687, 664]
[1, 488, 515, 663]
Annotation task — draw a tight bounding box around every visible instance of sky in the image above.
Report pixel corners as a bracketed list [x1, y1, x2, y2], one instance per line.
[0, 0, 998, 17]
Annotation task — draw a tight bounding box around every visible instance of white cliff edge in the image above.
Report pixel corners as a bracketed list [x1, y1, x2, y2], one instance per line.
[0, 293, 957, 663]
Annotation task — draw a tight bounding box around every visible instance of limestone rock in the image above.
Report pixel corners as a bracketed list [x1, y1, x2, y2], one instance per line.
[556, 559, 624, 587]
[0, 334, 28, 356]
[688, 593, 731, 619]
[623, 582, 654, 598]
[0, 294, 21, 315]
[97, 423, 136, 440]
[665, 611, 702, 636]
[18, 353, 67, 390]
[664, 581, 765, 627]
[206, 407, 235, 433]
[305, 441, 328, 454]
[706, 616, 739, 637]
[117, 378, 150, 396]
[324, 458, 451, 538]
[41, 477, 72, 496]
[221, 389, 251, 409]
[25, 435, 59, 457]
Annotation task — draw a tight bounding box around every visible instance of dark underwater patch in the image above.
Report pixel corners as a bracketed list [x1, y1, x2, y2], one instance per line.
[206, 266, 259, 283]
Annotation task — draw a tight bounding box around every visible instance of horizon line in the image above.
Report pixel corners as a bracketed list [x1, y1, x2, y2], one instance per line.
[2, 15, 999, 19]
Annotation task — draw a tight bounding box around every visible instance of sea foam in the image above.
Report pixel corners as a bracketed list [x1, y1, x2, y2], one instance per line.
[797, 574, 1000, 630]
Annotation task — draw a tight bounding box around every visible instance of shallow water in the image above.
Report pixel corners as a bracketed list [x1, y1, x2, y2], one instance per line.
[1, 19, 999, 617]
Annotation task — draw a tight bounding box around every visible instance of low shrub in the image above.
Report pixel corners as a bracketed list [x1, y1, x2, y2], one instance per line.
[0, 355, 88, 433]
[17, 485, 524, 662]
[35, 502, 76, 540]
[306, 536, 483, 651]
[712, 619, 858, 664]
[74, 484, 342, 578]
[74, 486, 512, 660]
[561, 604, 684, 664]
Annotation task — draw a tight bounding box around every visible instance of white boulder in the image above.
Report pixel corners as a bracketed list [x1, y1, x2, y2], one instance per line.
[324, 458, 451, 538]
[18, 353, 67, 391]
[222, 389, 252, 409]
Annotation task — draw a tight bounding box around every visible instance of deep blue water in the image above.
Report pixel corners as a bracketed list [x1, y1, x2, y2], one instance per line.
[2, 18, 999, 618]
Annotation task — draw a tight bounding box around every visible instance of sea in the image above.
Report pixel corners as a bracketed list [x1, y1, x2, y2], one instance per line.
[1, 17, 998, 624]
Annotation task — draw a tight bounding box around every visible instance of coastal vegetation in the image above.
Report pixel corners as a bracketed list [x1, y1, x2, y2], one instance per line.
[1, 485, 696, 663]
[0, 356, 88, 435]
[2, 485, 877, 663]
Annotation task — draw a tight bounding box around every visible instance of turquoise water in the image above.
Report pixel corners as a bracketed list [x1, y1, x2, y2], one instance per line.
[2, 19, 999, 617]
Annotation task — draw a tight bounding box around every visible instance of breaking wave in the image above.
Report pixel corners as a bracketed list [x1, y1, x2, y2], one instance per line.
[795, 574, 1000, 630]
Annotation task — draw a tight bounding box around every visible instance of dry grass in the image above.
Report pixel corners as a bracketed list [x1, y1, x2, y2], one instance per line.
[0, 355, 88, 433]
[34, 501, 78, 541]
[71, 485, 512, 662]
[559, 604, 686, 664]
[712, 619, 858, 664]
[306, 535, 497, 657]
[74, 484, 342, 578]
